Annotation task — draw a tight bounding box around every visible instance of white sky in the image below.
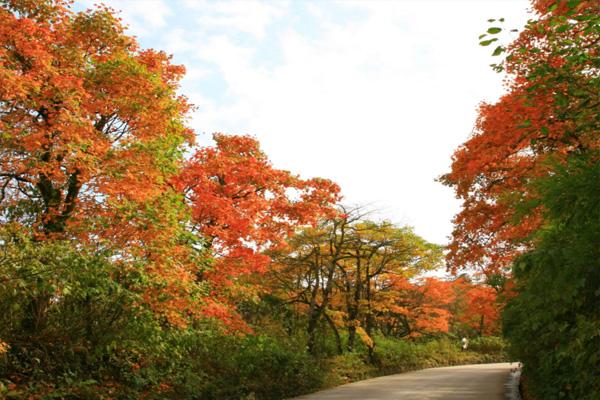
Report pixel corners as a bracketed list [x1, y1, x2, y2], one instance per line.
[79, 0, 533, 246]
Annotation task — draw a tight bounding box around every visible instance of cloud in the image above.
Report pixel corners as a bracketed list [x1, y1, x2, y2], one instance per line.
[77, 0, 531, 245]
[101, 0, 172, 37]
[183, 0, 289, 39]
[186, 0, 532, 244]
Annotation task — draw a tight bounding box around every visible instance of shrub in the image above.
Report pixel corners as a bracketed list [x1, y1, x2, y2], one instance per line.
[0, 228, 189, 399]
[187, 333, 324, 400]
[503, 155, 600, 399]
[469, 336, 506, 354]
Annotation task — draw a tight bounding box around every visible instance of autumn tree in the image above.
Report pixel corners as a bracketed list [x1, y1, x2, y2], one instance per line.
[335, 217, 442, 353]
[175, 134, 340, 327]
[269, 206, 443, 355]
[0, 0, 192, 239]
[460, 285, 500, 336]
[441, 0, 599, 275]
[444, 0, 599, 397]
[375, 277, 455, 338]
[268, 218, 353, 355]
[0, 0, 207, 330]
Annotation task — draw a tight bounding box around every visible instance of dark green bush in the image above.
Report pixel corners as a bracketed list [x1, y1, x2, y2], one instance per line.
[504, 155, 600, 399]
[0, 228, 193, 399]
[186, 333, 323, 399]
[469, 336, 506, 354]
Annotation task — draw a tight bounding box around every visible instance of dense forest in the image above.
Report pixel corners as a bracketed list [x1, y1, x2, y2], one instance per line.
[0, 0, 598, 399]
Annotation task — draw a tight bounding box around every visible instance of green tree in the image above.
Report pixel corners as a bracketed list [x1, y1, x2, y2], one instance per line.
[504, 153, 600, 399]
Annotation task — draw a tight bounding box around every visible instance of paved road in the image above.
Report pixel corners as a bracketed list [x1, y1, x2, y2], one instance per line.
[293, 363, 516, 400]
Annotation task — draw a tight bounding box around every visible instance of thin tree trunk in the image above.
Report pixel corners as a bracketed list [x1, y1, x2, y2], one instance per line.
[324, 312, 343, 355]
[306, 307, 321, 355]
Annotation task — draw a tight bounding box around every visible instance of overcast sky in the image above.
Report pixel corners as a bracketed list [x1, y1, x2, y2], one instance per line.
[79, 0, 532, 246]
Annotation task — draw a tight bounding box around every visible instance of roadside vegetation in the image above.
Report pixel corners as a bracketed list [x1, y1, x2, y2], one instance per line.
[0, 1, 510, 399]
[4, 0, 594, 399]
[443, 0, 599, 398]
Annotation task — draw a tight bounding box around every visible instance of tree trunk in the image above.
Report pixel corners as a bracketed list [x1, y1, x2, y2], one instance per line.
[347, 325, 356, 352]
[346, 302, 358, 352]
[306, 307, 321, 355]
[324, 312, 343, 355]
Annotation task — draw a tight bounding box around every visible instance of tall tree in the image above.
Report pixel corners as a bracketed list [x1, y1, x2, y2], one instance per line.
[0, 0, 201, 326]
[176, 134, 340, 327]
[441, 0, 599, 274]
[265, 208, 360, 354]
[444, 0, 599, 397]
[336, 218, 442, 353]
[0, 0, 192, 239]
[269, 207, 442, 355]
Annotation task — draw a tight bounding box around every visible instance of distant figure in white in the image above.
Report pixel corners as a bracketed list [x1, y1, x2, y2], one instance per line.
[461, 337, 469, 351]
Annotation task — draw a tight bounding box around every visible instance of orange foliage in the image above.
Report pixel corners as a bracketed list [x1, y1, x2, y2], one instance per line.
[0, 1, 203, 325]
[378, 276, 455, 337]
[375, 275, 502, 337]
[175, 134, 340, 321]
[0, 2, 342, 329]
[441, 0, 599, 274]
[0, 2, 193, 238]
[461, 286, 500, 336]
[177, 134, 340, 279]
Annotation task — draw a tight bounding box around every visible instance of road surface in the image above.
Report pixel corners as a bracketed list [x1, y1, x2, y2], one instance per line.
[293, 362, 517, 400]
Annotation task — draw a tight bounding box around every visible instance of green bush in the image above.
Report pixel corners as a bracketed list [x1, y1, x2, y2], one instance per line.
[469, 336, 506, 354]
[504, 155, 600, 399]
[182, 332, 324, 400]
[0, 228, 191, 399]
[0, 230, 325, 400]
[323, 353, 378, 387]
[319, 335, 509, 390]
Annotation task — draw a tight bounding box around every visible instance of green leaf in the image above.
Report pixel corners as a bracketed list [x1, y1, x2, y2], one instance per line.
[492, 46, 504, 56]
[479, 34, 487, 39]
[487, 27, 502, 34]
[480, 38, 498, 46]
[519, 119, 532, 128]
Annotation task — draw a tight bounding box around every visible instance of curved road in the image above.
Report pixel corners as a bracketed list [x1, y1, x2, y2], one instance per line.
[293, 363, 517, 400]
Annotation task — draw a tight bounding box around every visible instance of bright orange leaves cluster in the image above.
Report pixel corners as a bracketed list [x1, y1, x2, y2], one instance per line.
[177, 134, 340, 283]
[380, 276, 500, 337]
[0, 0, 192, 243]
[461, 285, 499, 336]
[380, 277, 455, 336]
[175, 135, 340, 327]
[442, 0, 599, 274]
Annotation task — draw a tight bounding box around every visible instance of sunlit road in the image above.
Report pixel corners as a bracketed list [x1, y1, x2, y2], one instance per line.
[293, 363, 516, 400]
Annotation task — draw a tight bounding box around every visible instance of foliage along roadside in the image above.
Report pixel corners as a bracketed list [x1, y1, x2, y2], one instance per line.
[443, 0, 599, 398]
[0, 1, 509, 398]
[0, 223, 506, 399]
[322, 336, 508, 390]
